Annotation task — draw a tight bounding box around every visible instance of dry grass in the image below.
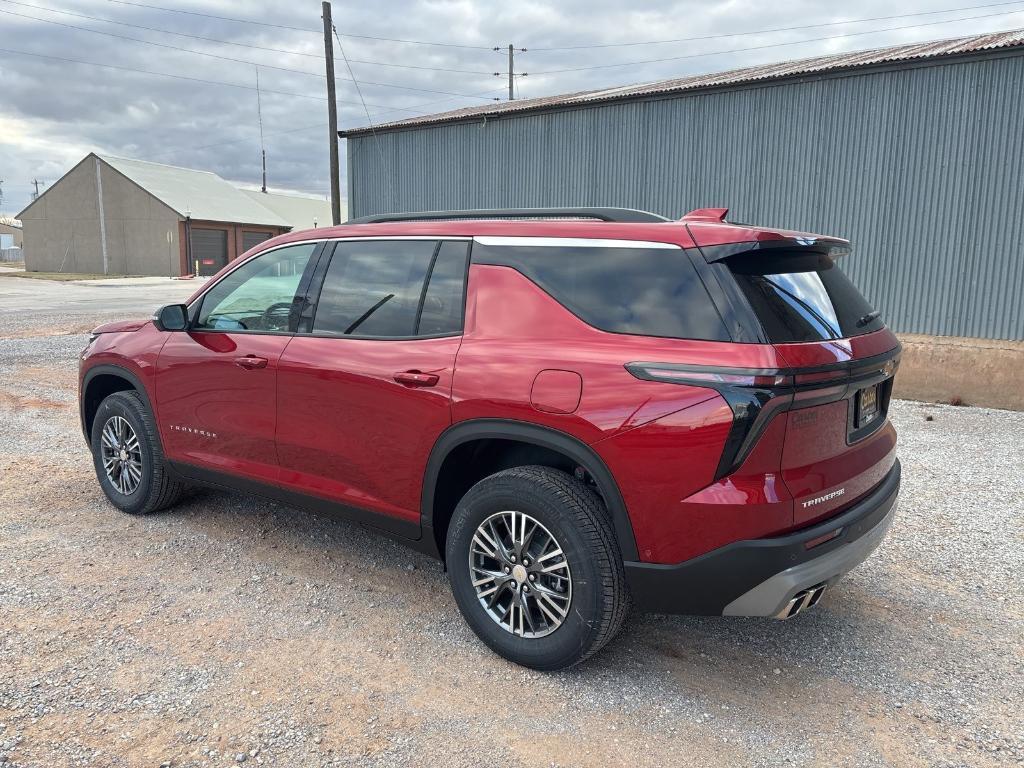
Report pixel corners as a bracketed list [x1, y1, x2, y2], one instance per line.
[0, 270, 139, 281]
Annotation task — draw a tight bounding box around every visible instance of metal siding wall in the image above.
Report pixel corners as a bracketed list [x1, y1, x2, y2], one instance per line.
[348, 54, 1024, 339]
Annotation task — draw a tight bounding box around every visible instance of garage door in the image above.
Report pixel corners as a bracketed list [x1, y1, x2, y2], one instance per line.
[242, 231, 273, 252]
[191, 229, 228, 276]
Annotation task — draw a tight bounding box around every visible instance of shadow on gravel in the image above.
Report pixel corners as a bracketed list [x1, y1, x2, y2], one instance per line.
[133, 482, 996, 733]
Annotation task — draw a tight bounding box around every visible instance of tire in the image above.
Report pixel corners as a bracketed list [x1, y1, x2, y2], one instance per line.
[90, 390, 187, 515]
[446, 465, 630, 670]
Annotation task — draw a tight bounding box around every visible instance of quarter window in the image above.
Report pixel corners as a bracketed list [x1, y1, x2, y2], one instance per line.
[194, 243, 318, 332]
[473, 243, 731, 341]
[312, 240, 468, 337]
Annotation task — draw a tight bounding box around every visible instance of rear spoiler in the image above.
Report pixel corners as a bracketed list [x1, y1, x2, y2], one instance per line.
[681, 208, 851, 263]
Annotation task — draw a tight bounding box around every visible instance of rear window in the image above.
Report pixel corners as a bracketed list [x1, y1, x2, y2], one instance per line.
[727, 251, 884, 343]
[473, 243, 730, 341]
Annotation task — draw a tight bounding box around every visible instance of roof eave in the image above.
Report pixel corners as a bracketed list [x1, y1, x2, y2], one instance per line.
[338, 35, 1024, 139]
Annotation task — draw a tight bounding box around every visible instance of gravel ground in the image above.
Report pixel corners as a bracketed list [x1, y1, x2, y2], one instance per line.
[0, 294, 1021, 767]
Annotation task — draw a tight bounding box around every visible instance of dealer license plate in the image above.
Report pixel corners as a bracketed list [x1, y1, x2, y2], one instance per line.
[857, 384, 879, 427]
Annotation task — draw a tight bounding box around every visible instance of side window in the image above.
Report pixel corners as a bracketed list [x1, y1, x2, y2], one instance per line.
[419, 241, 470, 335]
[195, 243, 318, 332]
[312, 240, 467, 338]
[473, 243, 731, 341]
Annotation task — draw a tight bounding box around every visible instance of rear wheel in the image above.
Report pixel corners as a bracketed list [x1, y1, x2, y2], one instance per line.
[90, 390, 187, 515]
[446, 466, 629, 670]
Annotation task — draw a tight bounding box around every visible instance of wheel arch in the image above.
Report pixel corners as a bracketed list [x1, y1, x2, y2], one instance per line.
[421, 419, 638, 562]
[80, 364, 155, 443]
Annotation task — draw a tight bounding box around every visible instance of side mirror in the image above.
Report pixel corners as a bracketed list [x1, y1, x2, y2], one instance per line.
[153, 303, 189, 332]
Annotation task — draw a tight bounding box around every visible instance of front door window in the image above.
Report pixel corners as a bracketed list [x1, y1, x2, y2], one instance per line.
[195, 243, 318, 333]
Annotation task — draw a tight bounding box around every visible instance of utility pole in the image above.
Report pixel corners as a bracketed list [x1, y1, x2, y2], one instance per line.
[494, 45, 526, 100]
[508, 44, 514, 100]
[31, 179, 45, 200]
[322, 1, 341, 225]
[0, 179, 4, 213]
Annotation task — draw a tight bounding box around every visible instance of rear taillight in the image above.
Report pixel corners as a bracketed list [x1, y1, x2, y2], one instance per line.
[625, 363, 790, 388]
[625, 351, 900, 481]
[626, 362, 794, 480]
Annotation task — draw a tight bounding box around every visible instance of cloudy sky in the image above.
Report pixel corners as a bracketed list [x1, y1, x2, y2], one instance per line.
[1, 0, 1022, 215]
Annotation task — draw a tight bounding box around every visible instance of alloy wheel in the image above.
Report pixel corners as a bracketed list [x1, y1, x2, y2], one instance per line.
[468, 510, 572, 638]
[100, 415, 143, 495]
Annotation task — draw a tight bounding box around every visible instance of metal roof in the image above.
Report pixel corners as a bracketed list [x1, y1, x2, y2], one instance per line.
[238, 188, 332, 232]
[99, 155, 291, 227]
[340, 28, 1024, 137]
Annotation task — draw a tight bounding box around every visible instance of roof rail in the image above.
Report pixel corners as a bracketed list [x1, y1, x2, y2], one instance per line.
[346, 207, 670, 225]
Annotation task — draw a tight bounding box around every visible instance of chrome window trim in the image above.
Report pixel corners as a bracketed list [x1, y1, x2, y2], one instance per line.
[187, 236, 472, 309]
[472, 236, 681, 249]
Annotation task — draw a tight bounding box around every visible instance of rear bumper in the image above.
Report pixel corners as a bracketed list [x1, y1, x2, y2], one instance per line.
[624, 459, 900, 616]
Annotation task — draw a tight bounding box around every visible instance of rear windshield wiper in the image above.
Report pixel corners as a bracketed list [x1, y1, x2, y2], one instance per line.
[856, 310, 882, 327]
[760, 277, 841, 340]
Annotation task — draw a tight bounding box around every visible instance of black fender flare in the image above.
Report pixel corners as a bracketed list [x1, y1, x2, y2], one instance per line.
[80, 364, 156, 443]
[420, 418, 639, 561]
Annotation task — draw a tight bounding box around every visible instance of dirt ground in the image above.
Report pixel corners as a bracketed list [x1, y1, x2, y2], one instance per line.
[0, 286, 1021, 767]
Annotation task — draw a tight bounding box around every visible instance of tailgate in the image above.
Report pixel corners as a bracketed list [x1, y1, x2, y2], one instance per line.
[777, 351, 899, 525]
[714, 241, 901, 526]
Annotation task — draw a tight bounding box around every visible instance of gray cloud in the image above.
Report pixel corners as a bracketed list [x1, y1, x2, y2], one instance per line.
[1, 0, 1022, 214]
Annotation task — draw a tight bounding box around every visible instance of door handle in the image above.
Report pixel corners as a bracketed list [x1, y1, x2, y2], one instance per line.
[234, 355, 269, 370]
[393, 370, 440, 388]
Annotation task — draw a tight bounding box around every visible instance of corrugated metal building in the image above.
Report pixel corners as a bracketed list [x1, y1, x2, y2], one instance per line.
[18, 154, 331, 276]
[341, 30, 1024, 341]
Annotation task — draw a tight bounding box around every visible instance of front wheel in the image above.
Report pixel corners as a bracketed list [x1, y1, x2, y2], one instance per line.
[446, 466, 629, 670]
[90, 390, 187, 515]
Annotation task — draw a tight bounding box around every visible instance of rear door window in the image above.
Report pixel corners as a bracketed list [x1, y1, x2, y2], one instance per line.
[312, 240, 468, 337]
[418, 241, 470, 335]
[473, 242, 730, 341]
[727, 251, 884, 343]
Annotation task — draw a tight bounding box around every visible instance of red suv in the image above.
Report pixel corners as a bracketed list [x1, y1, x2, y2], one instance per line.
[79, 207, 900, 669]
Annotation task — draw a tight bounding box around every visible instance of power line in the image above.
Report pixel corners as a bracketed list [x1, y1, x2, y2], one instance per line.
[0, 46, 433, 110]
[531, 8, 1024, 75]
[335, 27, 375, 126]
[373, 86, 509, 116]
[0, 6, 324, 77]
[343, 59, 493, 75]
[0, 2, 502, 81]
[9, 0, 1018, 61]
[141, 87, 506, 161]
[0, 5, 500, 99]
[146, 122, 326, 159]
[341, 32, 491, 50]
[1, 0, 326, 58]
[102, 0, 492, 49]
[334, 73, 497, 99]
[529, 0, 1024, 51]
[333, 24, 384, 170]
[104, 0, 321, 33]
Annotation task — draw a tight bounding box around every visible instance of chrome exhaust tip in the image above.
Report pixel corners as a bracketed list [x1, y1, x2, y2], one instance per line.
[774, 583, 827, 620]
[806, 583, 827, 608]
